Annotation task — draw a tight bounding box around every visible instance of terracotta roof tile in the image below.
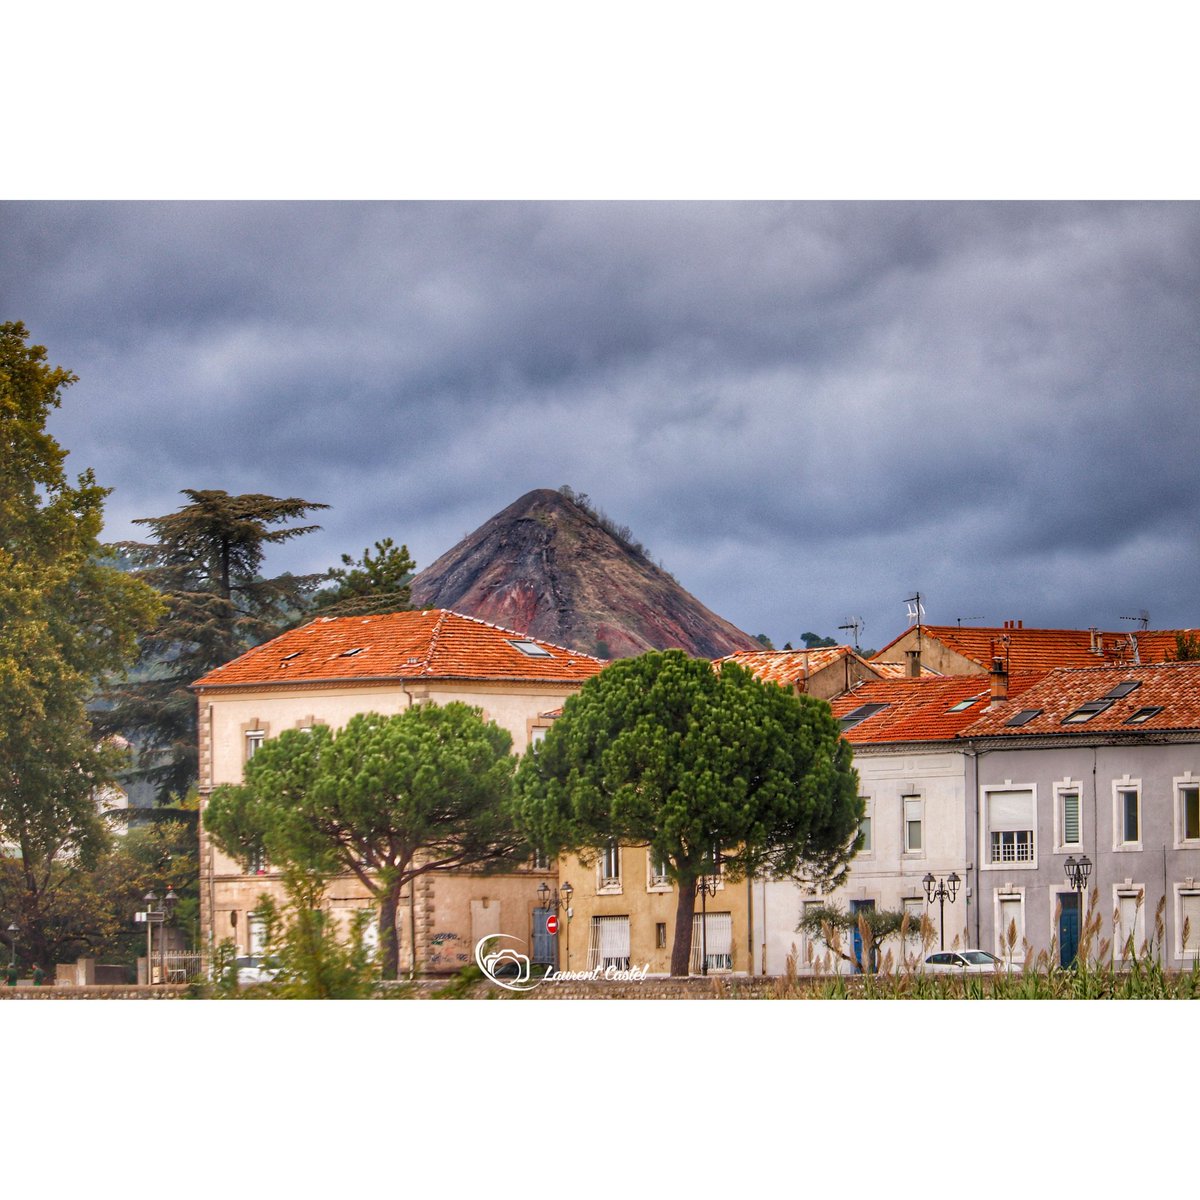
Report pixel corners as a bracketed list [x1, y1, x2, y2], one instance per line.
[829, 673, 1047, 744]
[192, 609, 605, 690]
[716, 646, 882, 687]
[961, 661, 1200, 737]
[872, 625, 1198, 673]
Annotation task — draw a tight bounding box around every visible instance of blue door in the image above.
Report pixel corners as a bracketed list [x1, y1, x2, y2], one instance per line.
[850, 899, 875, 973]
[1058, 893, 1080, 967]
[531, 907, 557, 967]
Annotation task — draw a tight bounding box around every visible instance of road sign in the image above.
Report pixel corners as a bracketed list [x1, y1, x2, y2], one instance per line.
[134, 911, 165, 924]
[546, 914, 559, 936]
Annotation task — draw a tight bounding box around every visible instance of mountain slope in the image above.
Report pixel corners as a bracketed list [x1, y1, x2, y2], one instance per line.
[409, 489, 761, 660]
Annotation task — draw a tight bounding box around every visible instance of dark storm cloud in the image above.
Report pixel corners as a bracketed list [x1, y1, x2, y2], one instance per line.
[2, 201, 1197, 647]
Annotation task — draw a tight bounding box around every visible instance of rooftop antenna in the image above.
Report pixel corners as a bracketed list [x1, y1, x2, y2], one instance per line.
[957, 616, 984, 628]
[838, 616, 865, 651]
[1119, 610, 1150, 631]
[904, 591, 925, 626]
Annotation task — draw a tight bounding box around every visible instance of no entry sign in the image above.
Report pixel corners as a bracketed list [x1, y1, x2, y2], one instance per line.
[546, 914, 560, 935]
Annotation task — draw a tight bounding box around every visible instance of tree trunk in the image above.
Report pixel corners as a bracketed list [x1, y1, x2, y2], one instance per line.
[379, 884, 402, 981]
[670, 878, 697, 977]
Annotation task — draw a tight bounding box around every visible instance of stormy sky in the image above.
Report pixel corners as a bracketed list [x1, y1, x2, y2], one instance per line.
[3, 201, 1198, 650]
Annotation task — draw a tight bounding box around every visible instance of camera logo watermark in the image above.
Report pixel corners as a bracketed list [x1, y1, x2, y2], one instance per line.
[474, 933, 651, 991]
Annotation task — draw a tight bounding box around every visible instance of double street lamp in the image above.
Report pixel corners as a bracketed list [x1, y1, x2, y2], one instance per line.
[696, 860, 721, 976]
[922, 871, 961, 951]
[537, 881, 574, 969]
[142, 887, 178, 984]
[1064, 855, 1092, 896]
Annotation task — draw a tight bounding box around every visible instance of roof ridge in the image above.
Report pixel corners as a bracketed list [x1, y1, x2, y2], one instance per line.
[436, 608, 605, 662]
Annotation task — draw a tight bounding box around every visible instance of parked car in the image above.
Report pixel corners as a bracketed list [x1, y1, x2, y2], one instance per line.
[235, 955, 281, 986]
[922, 949, 1012, 974]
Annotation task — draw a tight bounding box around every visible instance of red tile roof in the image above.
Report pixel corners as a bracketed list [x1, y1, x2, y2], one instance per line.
[961, 661, 1200, 737]
[872, 625, 1198, 673]
[192, 609, 606, 690]
[829, 673, 1047, 745]
[717, 646, 880, 687]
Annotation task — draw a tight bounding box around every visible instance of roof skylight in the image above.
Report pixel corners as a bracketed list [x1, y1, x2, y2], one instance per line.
[1102, 680, 1142, 700]
[839, 702, 889, 730]
[340, 647, 365, 658]
[507, 639, 553, 657]
[947, 695, 985, 713]
[1006, 709, 1042, 727]
[1124, 706, 1163, 725]
[1062, 699, 1113, 724]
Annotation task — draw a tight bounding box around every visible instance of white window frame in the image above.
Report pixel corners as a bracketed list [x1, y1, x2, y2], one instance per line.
[244, 729, 266, 763]
[1112, 776, 1143, 852]
[689, 911, 733, 974]
[1173, 885, 1200, 961]
[981, 782, 1038, 872]
[801, 899, 825, 970]
[597, 840, 622, 894]
[902, 896, 925, 964]
[586, 914, 630, 971]
[857, 797, 874, 858]
[1052, 778, 1084, 853]
[1111, 885, 1146, 962]
[994, 888, 1027, 964]
[1173, 773, 1200, 849]
[647, 851, 671, 892]
[902, 794, 924, 858]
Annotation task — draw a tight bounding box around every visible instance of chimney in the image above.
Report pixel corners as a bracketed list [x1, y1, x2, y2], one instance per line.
[989, 656, 1008, 705]
[906, 649, 921, 677]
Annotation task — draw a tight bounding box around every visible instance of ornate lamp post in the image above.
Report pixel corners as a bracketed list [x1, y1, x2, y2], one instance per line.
[1064, 855, 1092, 896]
[537, 880, 574, 969]
[922, 871, 961, 951]
[6, 923, 17, 968]
[696, 867, 720, 976]
[141, 887, 178, 984]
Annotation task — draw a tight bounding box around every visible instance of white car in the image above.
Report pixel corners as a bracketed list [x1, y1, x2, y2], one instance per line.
[922, 949, 1012, 974]
[235, 955, 281, 986]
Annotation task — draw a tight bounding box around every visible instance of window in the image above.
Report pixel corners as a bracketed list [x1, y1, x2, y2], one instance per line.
[339, 647, 365, 658]
[984, 788, 1036, 867]
[903, 796, 923, 854]
[647, 852, 670, 889]
[1062, 699, 1113, 724]
[690, 911, 733, 972]
[801, 899, 825, 967]
[1125, 706, 1163, 725]
[507, 639, 553, 657]
[1177, 888, 1200, 959]
[245, 730, 265, 761]
[1114, 888, 1145, 960]
[902, 897, 925, 959]
[1006, 709, 1042, 727]
[858, 799, 873, 854]
[1176, 780, 1200, 846]
[839, 702, 888, 731]
[248, 846, 268, 875]
[1113, 780, 1142, 850]
[1054, 781, 1082, 852]
[529, 726, 549, 749]
[600, 840, 621, 888]
[995, 892, 1026, 962]
[1103, 680, 1142, 700]
[248, 914, 268, 956]
[947, 694, 985, 713]
[532, 849, 550, 871]
[655, 922, 667, 949]
[586, 915, 630, 970]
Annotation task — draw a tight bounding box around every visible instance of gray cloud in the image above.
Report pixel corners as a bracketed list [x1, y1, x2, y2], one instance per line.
[2, 201, 1197, 649]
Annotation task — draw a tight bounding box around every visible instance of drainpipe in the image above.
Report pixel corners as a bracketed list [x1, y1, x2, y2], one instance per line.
[966, 742, 982, 948]
[746, 877, 755, 976]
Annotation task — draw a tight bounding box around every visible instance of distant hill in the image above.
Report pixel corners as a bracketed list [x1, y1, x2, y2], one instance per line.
[409, 488, 761, 660]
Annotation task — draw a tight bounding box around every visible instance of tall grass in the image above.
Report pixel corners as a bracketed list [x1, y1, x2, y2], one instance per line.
[772, 891, 1200, 999]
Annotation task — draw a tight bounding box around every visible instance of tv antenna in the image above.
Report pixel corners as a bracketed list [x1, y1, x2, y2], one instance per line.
[1119, 610, 1150, 631]
[956, 616, 984, 628]
[838, 616, 865, 651]
[904, 592, 925, 627]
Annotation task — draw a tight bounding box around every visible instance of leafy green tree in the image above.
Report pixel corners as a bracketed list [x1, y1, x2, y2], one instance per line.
[0, 322, 163, 967]
[800, 632, 838, 649]
[513, 650, 862, 976]
[797, 903, 927, 974]
[205, 703, 526, 980]
[99, 489, 328, 799]
[312, 536, 415, 617]
[1174, 632, 1200, 661]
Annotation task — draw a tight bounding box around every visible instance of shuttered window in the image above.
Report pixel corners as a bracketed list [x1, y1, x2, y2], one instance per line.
[1060, 791, 1081, 847]
[690, 912, 733, 972]
[1115, 891, 1143, 959]
[903, 796, 923, 853]
[997, 895, 1025, 960]
[1181, 893, 1200, 956]
[587, 915, 630, 970]
[988, 790, 1035, 863]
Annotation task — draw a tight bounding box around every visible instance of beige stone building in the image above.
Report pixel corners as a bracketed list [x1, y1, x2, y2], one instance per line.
[555, 845, 752, 976]
[192, 608, 603, 974]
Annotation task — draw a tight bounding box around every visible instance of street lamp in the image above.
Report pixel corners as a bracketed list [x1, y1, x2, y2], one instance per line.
[922, 871, 961, 951]
[696, 862, 720, 976]
[1064, 855, 1092, 894]
[6, 922, 17, 968]
[141, 887, 178, 984]
[537, 880, 574, 969]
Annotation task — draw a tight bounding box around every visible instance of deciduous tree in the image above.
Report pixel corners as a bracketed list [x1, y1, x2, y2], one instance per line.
[0, 321, 162, 965]
[513, 650, 862, 976]
[205, 703, 526, 980]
